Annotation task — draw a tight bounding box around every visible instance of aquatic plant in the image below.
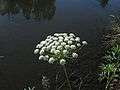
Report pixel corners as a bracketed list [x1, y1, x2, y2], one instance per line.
[99, 63, 119, 90]
[42, 75, 50, 89]
[110, 15, 120, 32]
[104, 45, 120, 63]
[24, 86, 35, 90]
[99, 45, 120, 90]
[34, 33, 87, 90]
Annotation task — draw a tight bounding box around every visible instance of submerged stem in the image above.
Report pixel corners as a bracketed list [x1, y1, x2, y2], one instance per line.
[62, 65, 72, 90]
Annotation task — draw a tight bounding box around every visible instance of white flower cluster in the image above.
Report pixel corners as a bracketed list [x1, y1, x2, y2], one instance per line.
[34, 33, 87, 65]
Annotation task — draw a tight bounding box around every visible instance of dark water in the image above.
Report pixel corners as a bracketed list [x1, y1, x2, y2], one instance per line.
[0, 0, 120, 89]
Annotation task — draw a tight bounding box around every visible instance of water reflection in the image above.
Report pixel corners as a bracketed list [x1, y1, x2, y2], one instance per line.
[97, 0, 109, 8]
[0, 0, 56, 21]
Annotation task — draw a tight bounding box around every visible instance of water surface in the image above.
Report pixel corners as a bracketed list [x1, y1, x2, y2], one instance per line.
[0, 0, 120, 89]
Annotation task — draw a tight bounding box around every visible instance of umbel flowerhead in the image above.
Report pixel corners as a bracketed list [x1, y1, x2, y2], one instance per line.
[34, 33, 87, 65]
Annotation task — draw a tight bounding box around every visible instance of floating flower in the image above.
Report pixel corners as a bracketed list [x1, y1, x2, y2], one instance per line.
[34, 33, 87, 65]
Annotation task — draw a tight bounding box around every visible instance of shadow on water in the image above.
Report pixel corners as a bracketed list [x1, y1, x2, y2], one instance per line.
[97, 0, 109, 8]
[0, 0, 56, 21]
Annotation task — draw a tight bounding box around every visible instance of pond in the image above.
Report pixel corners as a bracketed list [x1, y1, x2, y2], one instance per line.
[0, 0, 119, 89]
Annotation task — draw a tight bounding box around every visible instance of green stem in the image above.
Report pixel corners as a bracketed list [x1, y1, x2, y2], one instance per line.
[105, 80, 110, 90]
[62, 65, 72, 90]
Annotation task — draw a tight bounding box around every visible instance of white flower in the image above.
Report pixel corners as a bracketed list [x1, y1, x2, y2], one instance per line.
[55, 42, 60, 46]
[72, 53, 78, 58]
[47, 35, 51, 39]
[64, 37, 69, 42]
[75, 37, 80, 42]
[49, 57, 55, 64]
[41, 41, 46, 45]
[44, 55, 49, 61]
[59, 39, 63, 43]
[68, 40, 72, 45]
[65, 45, 70, 49]
[54, 50, 60, 55]
[67, 36, 71, 39]
[61, 42, 66, 46]
[34, 49, 39, 54]
[50, 49, 55, 53]
[54, 33, 59, 36]
[36, 44, 42, 48]
[63, 33, 67, 36]
[57, 46, 63, 50]
[46, 46, 51, 51]
[48, 40, 53, 43]
[77, 43, 81, 47]
[63, 50, 68, 55]
[52, 46, 57, 49]
[53, 41, 57, 44]
[70, 45, 76, 50]
[60, 59, 66, 65]
[58, 36, 64, 40]
[48, 43, 54, 48]
[45, 55, 49, 59]
[34, 33, 87, 65]
[42, 47, 47, 51]
[45, 42, 50, 46]
[39, 55, 44, 60]
[45, 39, 50, 42]
[69, 33, 75, 37]
[70, 38, 75, 41]
[53, 37, 58, 41]
[39, 50, 44, 55]
[82, 41, 88, 45]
